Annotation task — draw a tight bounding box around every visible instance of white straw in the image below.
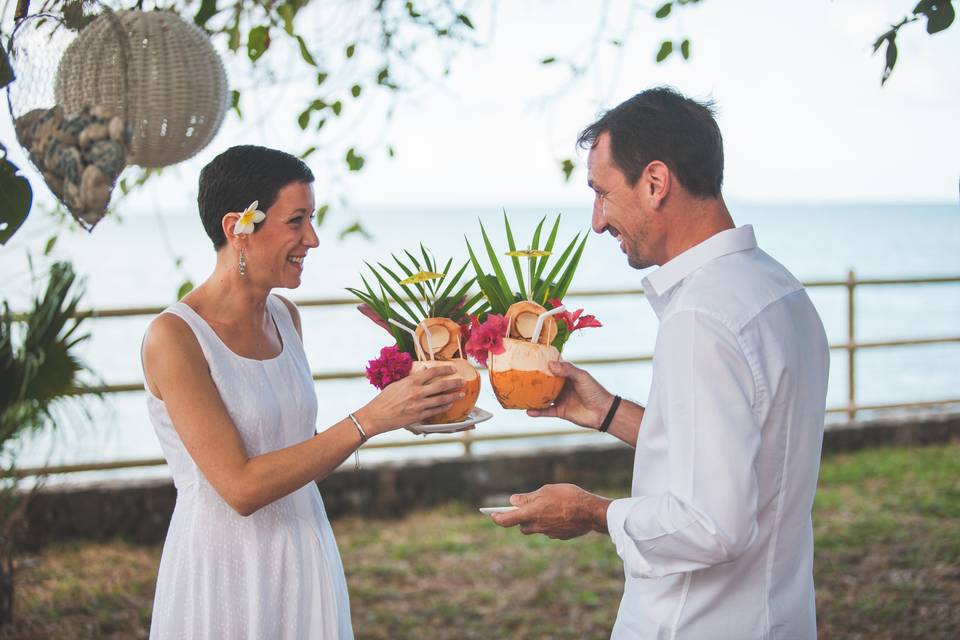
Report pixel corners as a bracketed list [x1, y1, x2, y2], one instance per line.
[418, 320, 436, 360]
[388, 318, 424, 361]
[531, 305, 566, 344]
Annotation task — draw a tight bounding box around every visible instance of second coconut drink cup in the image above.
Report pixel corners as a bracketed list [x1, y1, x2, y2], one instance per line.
[464, 213, 602, 410]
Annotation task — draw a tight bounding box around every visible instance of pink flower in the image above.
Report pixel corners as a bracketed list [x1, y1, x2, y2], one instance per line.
[549, 298, 603, 333]
[463, 314, 508, 367]
[365, 345, 413, 390]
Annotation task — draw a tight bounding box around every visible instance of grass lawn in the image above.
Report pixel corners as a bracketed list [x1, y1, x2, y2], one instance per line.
[5, 441, 959, 639]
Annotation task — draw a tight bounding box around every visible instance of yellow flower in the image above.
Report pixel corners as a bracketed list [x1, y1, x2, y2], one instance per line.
[399, 271, 445, 285]
[505, 249, 552, 257]
[233, 201, 266, 235]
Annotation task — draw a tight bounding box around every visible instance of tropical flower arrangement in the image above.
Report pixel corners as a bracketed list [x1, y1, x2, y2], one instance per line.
[464, 213, 601, 409]
[349, 214, 600, 422]
[347, 245, 487, 424]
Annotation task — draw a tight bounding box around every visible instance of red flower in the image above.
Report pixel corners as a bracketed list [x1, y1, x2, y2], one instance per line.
[549, 298, 603, 333]
[365, 345, 413, 390]
[463, 314, 508, 367]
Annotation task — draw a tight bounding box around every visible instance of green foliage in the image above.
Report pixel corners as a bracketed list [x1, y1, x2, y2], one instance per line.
[347, 245, 483, 357]
[0, 47, 27, 243]
[0, 260, 97, 626]
[465, 213, 588, 315]
[873, 1, 955, 85]
[315, 204, 329, 226]
[655, 40, 673, 62]
[229, 89, 242, 117]
[247, 25, 270, 61]
[0, 262, 96, 464]
[338, 221, 372, 240]
[176, 280, 194, 300]
[916, 0, 956, 33]
[193, 0, 218, 28]
[0, 146, 32, 246]
[345, 147, 365, 171]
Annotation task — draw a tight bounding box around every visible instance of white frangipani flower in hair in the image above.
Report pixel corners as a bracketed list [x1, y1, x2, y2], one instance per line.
[233, 201, 266, 235]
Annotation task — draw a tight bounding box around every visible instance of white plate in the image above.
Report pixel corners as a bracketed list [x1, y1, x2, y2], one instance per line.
[407, 407, 493, 435]
[479, 506, 518, 515]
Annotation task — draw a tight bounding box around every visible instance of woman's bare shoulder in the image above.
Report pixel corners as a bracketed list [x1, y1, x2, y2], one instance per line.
[273, 294, 302, 337]
[143, 312, 204, 366]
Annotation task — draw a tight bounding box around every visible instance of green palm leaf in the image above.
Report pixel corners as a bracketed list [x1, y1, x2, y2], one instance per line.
[534, 231, 581, 303]
[466, 238, 508, 312]
[375, 261, 428, 316]
[533, 215, 562, 287]
[478, 221, 514, 304]
[503, 211, 526, 299]
[552, 233, 589, 301]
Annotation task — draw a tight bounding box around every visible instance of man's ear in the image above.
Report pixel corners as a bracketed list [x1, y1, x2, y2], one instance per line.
[643, 161, 672, 209]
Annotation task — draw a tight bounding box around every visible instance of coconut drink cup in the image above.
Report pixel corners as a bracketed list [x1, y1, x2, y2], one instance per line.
[410, 318, 481, 424]
[411, 358, 481, 424]
[464, 214, 601, 410]
[488, 301, 566, 410]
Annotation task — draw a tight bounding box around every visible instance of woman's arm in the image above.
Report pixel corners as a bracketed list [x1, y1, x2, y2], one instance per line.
[143, 314, 462, 516]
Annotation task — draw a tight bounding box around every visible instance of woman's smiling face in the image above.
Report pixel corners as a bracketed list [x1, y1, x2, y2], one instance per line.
[241, 180, 319, 289]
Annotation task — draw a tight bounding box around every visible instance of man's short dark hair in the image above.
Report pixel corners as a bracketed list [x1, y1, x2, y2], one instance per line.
[198, 145, 315, 249]
[577, 87, 723, 198]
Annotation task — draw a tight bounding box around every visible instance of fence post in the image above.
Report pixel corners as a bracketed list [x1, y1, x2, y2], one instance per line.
[846, 269, 857, 422]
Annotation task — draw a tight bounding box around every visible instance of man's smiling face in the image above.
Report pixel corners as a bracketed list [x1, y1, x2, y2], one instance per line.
[587, 131, 659, 270]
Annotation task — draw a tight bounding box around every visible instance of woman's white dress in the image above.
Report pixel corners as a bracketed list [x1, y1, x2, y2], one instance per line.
[145, 295, 353, 639]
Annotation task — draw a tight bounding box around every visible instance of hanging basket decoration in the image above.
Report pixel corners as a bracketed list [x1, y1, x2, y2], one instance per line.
[5, 3, 228, 230]
[5, 5, 130, 229]
[55, 9, 229, 169]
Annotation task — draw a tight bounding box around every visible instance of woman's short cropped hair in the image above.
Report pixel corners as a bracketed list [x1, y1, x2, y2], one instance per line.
[198, 145, 314, 249]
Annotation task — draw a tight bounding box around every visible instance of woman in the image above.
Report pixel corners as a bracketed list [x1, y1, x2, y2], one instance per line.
[141, 145, 463, 639]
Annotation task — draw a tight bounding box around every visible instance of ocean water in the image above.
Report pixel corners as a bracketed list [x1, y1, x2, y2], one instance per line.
[3, 202, 959, 482]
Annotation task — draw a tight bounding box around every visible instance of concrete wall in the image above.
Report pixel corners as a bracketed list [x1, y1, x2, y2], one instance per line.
[17, 411, 960, 550]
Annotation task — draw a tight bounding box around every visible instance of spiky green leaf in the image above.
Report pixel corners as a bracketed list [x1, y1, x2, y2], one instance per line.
[375, 262, 427, 317]
[553, 233, 589, 301]
[533, 215, 562, 293]
[536, 232, 581, 303]
[466, 239, 507, 312]
[479, 221, 514, 304]
[503, 211, 527, 299]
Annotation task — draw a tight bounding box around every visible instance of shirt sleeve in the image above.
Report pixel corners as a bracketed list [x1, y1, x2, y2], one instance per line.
[607, 309, 762, 579]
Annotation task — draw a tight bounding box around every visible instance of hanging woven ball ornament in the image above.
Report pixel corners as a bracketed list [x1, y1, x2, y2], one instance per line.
[6, 6, 133, 229]
[55, 9, 229, 169]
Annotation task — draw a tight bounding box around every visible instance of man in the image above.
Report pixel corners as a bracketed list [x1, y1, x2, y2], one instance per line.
[493, 87, 830, 639]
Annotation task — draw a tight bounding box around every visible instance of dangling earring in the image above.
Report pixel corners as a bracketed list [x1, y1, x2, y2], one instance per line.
[239, 247, 247, 276]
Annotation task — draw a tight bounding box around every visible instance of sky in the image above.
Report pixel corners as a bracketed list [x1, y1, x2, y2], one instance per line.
[2, 0, 958, 222]
[229, 0, 960, 208]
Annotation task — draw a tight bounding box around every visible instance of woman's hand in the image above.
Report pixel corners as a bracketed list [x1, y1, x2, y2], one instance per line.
[526, 361, 614, 430]
[356, 366, 464, 436]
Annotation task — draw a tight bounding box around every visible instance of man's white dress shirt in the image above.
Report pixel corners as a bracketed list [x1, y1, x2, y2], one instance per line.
[607, 225, 829, 639]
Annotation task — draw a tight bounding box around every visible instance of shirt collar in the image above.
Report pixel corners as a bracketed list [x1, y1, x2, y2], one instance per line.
[642, 225, 757, 314]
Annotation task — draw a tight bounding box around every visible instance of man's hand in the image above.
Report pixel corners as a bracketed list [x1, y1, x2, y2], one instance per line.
[491, 484, 611, 540]
[527, 361, 613, 430]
